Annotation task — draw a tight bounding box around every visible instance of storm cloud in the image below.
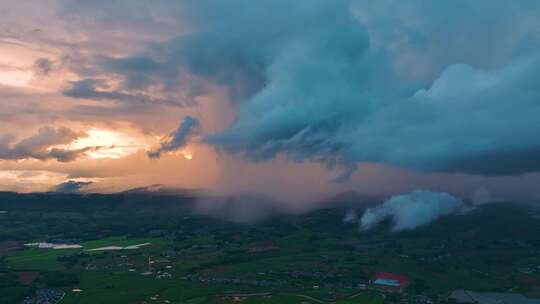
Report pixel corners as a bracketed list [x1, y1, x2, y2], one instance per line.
[71, 0, 540, 178]
[8, 0, 528, 188]
[198, 1, 540, 177]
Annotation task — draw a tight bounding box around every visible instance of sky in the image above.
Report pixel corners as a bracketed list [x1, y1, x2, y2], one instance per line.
[1, 0, 540, 203]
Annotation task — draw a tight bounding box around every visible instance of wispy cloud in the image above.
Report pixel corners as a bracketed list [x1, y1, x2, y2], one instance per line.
[0, 126, 90, 162]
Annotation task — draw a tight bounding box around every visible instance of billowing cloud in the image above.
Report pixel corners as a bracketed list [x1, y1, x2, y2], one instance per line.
[0, 126, 89, 162]
[360, 190, 464, 231]
[148, 116, 199, 158]
[344, 59, 540, 175]
[72, 0, 540, 178]
[198, 1, 540, 177]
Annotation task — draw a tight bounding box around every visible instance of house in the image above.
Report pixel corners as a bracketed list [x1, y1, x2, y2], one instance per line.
[371, 272, 411, 292]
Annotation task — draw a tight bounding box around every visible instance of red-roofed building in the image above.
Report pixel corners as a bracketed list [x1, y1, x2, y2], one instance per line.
[371, 272, 411, 292]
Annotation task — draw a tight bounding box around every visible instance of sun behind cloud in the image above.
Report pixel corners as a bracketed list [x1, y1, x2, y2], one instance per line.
[68, 128, 147, 159]
[0, 70, 33, 87]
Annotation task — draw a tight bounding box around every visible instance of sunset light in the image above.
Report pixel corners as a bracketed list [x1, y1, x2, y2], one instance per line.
[3, 2, 540, 303]
[0, 70, 33, 87]
[68, 128, 146, 159]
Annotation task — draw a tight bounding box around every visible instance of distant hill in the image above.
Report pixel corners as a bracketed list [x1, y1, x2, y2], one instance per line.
[119, 184, 200, 196]
[0, 190, 196, 216]
[392, 202, 540, 241]
[2, 188, 540, 242]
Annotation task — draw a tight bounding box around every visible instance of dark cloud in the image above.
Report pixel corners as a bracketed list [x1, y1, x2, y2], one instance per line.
[100, 56, 162, 90]
[76, 1, 359, 103]
[0, 126, 89, 162]
[187, 0, 540, 177]
[211, 55, 540, 176]
[47, 147, 93, 162]
[343, 60, 540, 175]
[58, 0, 540, 178]
[148, 116, 199, 158]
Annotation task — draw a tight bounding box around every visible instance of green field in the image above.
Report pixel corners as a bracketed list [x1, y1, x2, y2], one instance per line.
[3, 191, 540, 303]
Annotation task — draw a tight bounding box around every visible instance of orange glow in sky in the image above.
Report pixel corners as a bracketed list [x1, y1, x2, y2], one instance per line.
[0, 70, 33, 87]
[68, 128, 147, 159]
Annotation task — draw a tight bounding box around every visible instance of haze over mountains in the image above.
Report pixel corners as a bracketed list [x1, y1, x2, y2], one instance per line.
[1, 182, 507, 231]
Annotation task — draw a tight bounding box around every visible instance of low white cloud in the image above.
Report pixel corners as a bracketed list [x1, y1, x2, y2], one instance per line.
[360, 190, 464, 231]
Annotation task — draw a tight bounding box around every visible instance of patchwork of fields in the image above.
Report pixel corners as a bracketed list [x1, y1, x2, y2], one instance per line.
[2, 192, 540, 303]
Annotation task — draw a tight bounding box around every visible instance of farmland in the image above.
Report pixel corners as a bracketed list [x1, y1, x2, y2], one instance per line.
[2, 191, 540, 303]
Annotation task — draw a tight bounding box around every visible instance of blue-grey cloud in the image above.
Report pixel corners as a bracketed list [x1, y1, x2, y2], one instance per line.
[200, 0, 540, 177]
[148, 116, 199, 158]
[343, 59, 540, 175]
[61, 0, 540, 178]
[100, 56, 162, 90]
